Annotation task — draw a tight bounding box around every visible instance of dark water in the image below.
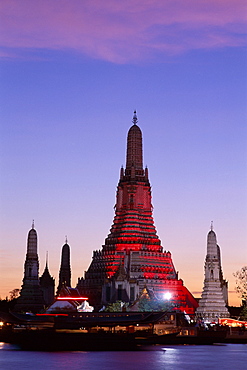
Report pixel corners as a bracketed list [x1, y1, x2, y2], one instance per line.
[0, 343, 246, 370]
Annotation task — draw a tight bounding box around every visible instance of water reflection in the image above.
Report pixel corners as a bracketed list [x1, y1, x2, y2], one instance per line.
[0, 344, 246, 370]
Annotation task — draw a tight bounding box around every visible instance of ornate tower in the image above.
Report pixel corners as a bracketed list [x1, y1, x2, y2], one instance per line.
[14, 222, 45, 313]
[40, 253, 55, 307]
[57, 238, 71, 294]
[77, 112, 198, 313]
[196, 224, 229, 322]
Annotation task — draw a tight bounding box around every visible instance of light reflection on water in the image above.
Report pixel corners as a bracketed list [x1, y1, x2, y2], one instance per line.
[0, 343, 247, 370]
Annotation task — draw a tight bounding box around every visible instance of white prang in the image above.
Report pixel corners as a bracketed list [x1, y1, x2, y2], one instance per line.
[196, 227, 230, 322]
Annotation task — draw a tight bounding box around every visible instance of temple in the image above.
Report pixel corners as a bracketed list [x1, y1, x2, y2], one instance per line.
[77, 112, 198, 314]
[196, 224, 229, 322]
[14, 222, 45, 313]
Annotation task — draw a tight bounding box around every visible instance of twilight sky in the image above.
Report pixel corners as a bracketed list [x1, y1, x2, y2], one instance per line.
[0, 0, 246, 306]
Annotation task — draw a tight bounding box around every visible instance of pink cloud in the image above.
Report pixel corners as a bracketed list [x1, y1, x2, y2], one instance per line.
[0, 0, 246, 63]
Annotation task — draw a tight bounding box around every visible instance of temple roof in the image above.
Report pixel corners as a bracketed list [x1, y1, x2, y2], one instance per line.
[40, 264, 55, 286]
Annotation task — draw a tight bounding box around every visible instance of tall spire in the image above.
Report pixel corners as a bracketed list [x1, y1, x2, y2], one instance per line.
[126, 111, 143, 173]
[45, 251, 48, 269]
[207, 224, 217, 257]
[27, 223, 38, 256]
[14, 224, 45, 313]
[57, 240, 71, 294]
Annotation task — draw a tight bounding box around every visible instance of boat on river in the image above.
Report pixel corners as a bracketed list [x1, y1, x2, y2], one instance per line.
[1, 311, 245, 349]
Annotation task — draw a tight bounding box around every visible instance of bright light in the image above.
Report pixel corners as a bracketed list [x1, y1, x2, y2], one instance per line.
[57, 297, 88, 300]
[36, 313, 68, 316]
[0, 322, 4, 327]
[164, 292, 172, 300]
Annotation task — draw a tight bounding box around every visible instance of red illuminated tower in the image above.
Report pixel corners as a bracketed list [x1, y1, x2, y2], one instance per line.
[78, 112, 198, 313]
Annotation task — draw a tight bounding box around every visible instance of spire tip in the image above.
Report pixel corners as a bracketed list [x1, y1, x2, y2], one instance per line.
[132, 110, 138, 125]
[46, 251, 48, 267]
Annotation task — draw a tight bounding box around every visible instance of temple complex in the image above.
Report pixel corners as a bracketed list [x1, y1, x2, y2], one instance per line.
[77, 112, 198, 314]
[14, 222, 45, 313]
[196, 224, 230, 322]
[12, 112, 233, 321]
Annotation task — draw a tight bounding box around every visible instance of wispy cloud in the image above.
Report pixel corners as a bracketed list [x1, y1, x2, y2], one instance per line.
[1, 0, 246, 63]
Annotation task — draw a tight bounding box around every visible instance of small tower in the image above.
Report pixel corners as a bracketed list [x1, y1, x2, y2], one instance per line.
[196, 224, 229, 322]
[57, 237, 71, 294]
[14, 222, 45, 313]
[40, 252, 55, 307]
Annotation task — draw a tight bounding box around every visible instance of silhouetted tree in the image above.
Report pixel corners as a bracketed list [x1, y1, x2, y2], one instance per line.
[0, 297, 18, 312]
[233, 266, 247, 302]
[9, 288, 20, 300]
[138, 297, 176, 312]
[233, 266, 247, 320]
[239, 306, 247, 320]
[104, 301, 129, 312]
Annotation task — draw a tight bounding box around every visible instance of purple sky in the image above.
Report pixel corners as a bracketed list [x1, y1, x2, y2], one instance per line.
[0, 0, 246, 305]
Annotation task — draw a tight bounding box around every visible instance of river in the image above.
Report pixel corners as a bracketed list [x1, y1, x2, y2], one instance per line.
[0, 342, 246, 370]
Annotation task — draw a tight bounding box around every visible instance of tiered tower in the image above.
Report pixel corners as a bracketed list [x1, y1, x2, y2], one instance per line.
[57, 238, 71, 294]
[14, 222, 45, 313]
[77, 112, 198, 313]
[196, 225, 229, 322]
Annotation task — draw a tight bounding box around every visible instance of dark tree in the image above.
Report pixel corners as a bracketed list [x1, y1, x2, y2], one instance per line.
[233, 266, 247, 302]
[104, 301, 129, 312]
[233, 266, 247, 320]
[9, 288, 20, 300]
[138, 297, 176, 312]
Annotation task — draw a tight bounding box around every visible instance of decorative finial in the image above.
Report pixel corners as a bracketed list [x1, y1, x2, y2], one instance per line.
[46, 251, 48, 268]
[65, 235, 68, 244]
[210, 221, 213, 231]
[32, 220, 35, 229]
[132, 110, 138, 125]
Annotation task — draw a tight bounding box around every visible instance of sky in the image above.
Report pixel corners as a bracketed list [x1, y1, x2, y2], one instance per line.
[0, 0, 247, 306]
